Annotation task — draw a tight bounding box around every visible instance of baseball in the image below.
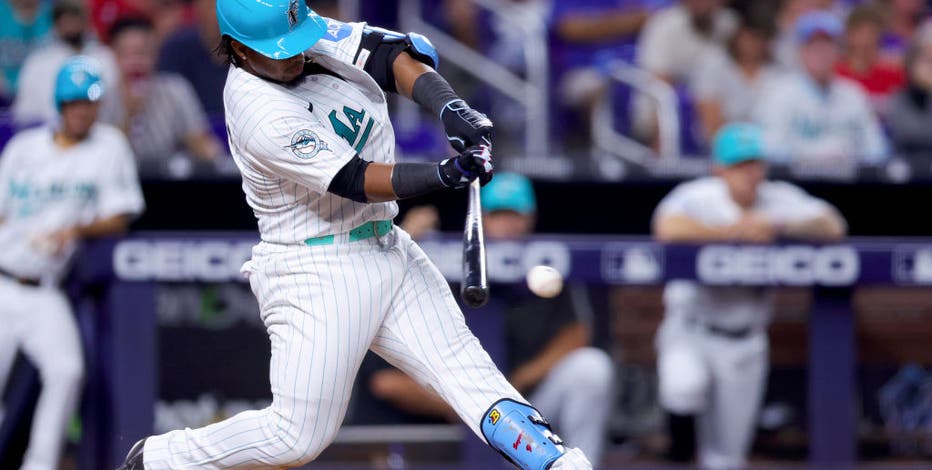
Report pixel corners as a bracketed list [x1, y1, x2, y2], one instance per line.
[526, 265, 564, 298]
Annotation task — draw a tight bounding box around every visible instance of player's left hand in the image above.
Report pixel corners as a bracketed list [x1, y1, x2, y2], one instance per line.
[438, 144, 493, 189]
[33, 227, 79, 256]
[441, 99, 493, 152]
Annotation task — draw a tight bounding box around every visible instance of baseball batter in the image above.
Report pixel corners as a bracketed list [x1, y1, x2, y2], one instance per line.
[0, 56, 144, 470]
[119, 2, 592, 469]
[652, 123, 847, 469]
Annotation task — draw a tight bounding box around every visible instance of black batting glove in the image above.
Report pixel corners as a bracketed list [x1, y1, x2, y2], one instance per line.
[441, 99, 493, 152]
[438, 144, 494, 189]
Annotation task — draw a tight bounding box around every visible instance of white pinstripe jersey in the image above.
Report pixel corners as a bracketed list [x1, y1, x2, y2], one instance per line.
[223, 19, 398, 244]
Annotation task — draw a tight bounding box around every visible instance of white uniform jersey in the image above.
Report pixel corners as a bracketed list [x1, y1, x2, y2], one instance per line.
[653, 177, 833, 330]
[754, 73, 888, 164]
[0, 124, 145, 282]
[223, 19, 398, 245]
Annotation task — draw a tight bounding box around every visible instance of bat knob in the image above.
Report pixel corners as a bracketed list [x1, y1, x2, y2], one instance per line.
[462, 286, 489, 308]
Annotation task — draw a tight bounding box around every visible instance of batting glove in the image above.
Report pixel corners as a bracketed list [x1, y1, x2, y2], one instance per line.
[438, 144, 493, 189]
[441, 99, 493, 152]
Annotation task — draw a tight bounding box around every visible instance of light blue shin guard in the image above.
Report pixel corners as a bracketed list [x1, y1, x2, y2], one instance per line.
[481, 398, 566, 470]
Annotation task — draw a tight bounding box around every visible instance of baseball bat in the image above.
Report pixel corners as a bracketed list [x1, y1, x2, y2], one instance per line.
[461, 179, 489, 308]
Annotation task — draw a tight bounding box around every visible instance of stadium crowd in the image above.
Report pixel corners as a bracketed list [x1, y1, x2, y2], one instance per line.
[2, 0, 932, 174]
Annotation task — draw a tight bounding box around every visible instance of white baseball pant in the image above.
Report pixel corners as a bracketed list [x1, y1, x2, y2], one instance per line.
[656, 312, 768, 470]
[142, 228, 591, 469]
[0, 276, 85, 470]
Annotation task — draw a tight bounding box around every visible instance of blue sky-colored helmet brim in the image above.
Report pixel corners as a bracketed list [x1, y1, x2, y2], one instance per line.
[237, 10, 328, 60]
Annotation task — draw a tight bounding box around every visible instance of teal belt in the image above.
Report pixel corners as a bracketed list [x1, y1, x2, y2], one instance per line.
[304, 220, 393, 247]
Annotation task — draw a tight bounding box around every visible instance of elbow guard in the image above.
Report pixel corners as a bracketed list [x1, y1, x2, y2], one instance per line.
[481, 398, 566, 470]
[327, 155, 371, 203]
[360, 27, 439, 93]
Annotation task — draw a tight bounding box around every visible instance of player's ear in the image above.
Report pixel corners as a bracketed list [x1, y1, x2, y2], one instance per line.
[230, 39, 250, 63]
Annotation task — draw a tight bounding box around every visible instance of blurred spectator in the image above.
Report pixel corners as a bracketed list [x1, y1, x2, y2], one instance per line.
[549, 0, 652, 137]
[888, 24, 932, 157]
[0, 56, 143, 470]
[371, 174, 614, 465]
[13, 0, 120, 125]
[100, 17, 221, 175]
[836, 4, 907, 115]
[635, 0, 737, 142]
[0, 0, 53, 100]
[309, 0, 340, 20]
[755, 11, 888, 164]
[637, 0, 737, 85]
[443, 0, 481, 49]
[156, 0, 226, 115]
[773, 0, 848, 70]
[89, 0, 187, 44]
[652, 123, 846, 470]
[879, 0, 928, 63]
[693, 17, 780, 142]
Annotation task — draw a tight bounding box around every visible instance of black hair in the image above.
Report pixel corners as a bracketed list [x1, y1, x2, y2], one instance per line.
[214, 35, 242, 67]
[108, 17, 154, 44]
[52, 0, 85, 22]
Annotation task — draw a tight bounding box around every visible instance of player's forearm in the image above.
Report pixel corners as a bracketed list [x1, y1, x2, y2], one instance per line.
[779, 211, 847, 241]
[653, 214, 736, 243]
[557, 11, 649, 43]
[392, 52, 433, 99]
[511, 323, 589, 391]
[74, 214, 132, 238]
[185, 131, 222, 161]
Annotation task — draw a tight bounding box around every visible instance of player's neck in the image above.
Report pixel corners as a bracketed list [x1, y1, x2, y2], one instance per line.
[53, 131, 87, 149]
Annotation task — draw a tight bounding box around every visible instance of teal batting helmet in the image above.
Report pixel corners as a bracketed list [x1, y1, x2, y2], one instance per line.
[216, 0, 329, 60]
[54, 56, 104, 110]
[713, 123, 765, 167]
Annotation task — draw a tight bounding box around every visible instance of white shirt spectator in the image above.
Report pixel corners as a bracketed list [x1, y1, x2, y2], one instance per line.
[653, 176, 834, 331]
[637, 4, 738, 83]
[692, 49, 781, 124]
[754, 72, 888, 163]
[12, 39, 119, 125]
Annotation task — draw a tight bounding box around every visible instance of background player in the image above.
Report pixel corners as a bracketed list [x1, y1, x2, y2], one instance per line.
[0, 56, 144, 470]
[119, 2, 591, 469]
[651, 123, 847, 469]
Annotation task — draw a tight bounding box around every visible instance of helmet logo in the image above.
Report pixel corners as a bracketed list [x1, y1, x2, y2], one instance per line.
[71, 70, 87, 86]
[287, 0, 299, 30]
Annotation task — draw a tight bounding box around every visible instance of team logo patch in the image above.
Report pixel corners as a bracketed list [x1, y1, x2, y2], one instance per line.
[287, 0, 300, 30]
[287, 130, 328, 159]
[488, 409, 501, 425]
[322, 20, 353, 42]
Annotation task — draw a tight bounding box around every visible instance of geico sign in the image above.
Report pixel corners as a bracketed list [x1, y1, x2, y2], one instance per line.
[419, 240, 571, 283]
[114, 240, 255, 282]
[696, 245, 859, 286]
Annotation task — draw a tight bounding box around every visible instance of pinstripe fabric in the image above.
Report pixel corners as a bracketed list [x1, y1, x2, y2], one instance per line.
[143, 229, 526, 469]
[141, 17, 591, 470]
[223, 20, 397, 245]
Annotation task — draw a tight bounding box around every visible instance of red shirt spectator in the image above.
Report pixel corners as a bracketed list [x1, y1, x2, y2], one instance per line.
[835, 4, 907, 113]
[836, 59, 907, 95]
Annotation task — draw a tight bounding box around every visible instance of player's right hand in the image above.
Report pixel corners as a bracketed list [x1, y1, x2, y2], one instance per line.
[734, 213, 777, 243]
[438, 144, 493, 189]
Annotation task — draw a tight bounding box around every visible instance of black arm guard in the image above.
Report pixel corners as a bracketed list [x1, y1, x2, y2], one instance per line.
[327, 155, 371, 203]
[391, 162, 447, 199]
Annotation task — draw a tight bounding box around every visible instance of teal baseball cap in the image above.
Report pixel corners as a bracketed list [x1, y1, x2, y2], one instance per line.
[216, 0, 328, 60]
[54, 56, 104, 110]
[712, 123, 765, 167]
[481, 173, 536, 214]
